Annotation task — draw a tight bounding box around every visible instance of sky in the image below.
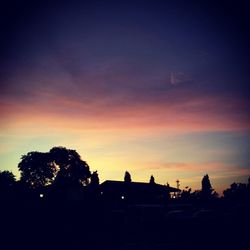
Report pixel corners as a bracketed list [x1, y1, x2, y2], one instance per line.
[0, 0, 249, 194]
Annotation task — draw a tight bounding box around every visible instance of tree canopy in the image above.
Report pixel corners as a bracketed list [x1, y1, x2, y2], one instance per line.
[124, 171, 131, 183]
[201, 174, 214, 199]
[90, 171, 99, 187]
[0, 170, 16, 188]
[18, 152, 57, 189]
[223, 181, 250, 201]
[51, 147, 91, 187]
[149, 175, 155, 184]
[18, 147, 91, 189]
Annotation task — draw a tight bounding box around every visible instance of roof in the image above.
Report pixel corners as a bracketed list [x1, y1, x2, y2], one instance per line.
[100, 180, 180, 193]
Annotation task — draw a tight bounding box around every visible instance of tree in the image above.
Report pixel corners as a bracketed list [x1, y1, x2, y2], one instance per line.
[50, 147, 91, 187]
[149, 175, 155, 184]
[223, 181, 249, 201]
[90, 171, 99, 187]
[124, 171, 131, 183]
[18, 152, 57, 189]
[0, 170, 16, 199]
[18, 147, 91, 189]
[0, 170, 16, 188]
[201, 174, 214, 199]
[88, 171, 100, 200]
[180, 186, 192, 201]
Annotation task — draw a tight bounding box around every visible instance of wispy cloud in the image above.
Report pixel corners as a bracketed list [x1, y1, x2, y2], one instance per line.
[1, 87, 249, 135]
[170, 72, 191, 86]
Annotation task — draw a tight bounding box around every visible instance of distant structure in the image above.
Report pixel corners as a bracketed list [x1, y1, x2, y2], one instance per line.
[100, 177, 179, 204]
[176, 179, 180, 189]
[173, 179, 180, 198]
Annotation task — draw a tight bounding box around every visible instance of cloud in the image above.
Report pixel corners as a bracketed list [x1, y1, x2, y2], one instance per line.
[139, 161, 249, 174]
[170, 72, 191, 86]
[1, 85, 249, 136]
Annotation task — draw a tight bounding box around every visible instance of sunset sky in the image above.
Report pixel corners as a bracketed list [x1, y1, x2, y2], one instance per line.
[0, 0, 249, 194]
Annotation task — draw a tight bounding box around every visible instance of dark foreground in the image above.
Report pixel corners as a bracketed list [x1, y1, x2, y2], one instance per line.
[1, 200, 249, 250]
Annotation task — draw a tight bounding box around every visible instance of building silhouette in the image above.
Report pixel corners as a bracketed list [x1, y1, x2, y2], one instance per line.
[100, 180, 179, 204]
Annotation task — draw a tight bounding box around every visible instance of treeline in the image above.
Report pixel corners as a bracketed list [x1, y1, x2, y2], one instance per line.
[179, 174, 250, 203]
[0, 146, 250, 204]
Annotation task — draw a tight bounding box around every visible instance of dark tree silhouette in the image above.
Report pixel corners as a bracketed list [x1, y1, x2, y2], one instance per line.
[180, 186, 192, 201]
[124, 171, 131, 183]
[0, 170, 16, 188]
[90, 171, 99, 187]
[201, 174, 217, 200]
[89, 171, 100, 200]
[50, 147, 91, 187]
[149, 175, 155, 184]
[17, 147, 91, 190]
[223, 181, 249, 201]
[0, 170, 16, 199]
[18, 152, 57, 189]
[201, 174, 212, 196]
